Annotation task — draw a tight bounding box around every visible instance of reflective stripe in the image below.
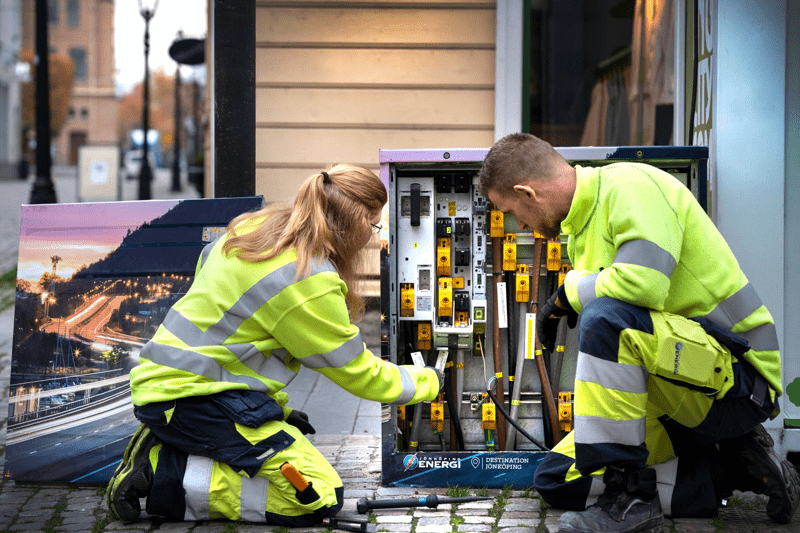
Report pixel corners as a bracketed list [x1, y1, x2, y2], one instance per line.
[585, 475, 605, 508]
[739, 322, 780, 352]
[578, 273, 599, 308]
[300, 334, 364, 369]
[574, 415, 646, 446]
[141, 342, 285, 392]
[706, 283, 762, 330]
[184, 455, 214, 521]
[391, 367, 416, 405]
[652, 457, 678, 517]
[613, 239, 677, 278]
[163, 259, 337, 347]
[199, 241, 215, 270]
[575, 353, 648, 394]
[240, 475, 268, 522]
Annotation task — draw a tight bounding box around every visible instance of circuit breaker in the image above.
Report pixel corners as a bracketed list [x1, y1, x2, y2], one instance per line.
[379, 146, 709, 488]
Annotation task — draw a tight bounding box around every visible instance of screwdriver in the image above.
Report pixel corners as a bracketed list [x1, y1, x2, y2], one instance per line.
[357, 494, 493, 514]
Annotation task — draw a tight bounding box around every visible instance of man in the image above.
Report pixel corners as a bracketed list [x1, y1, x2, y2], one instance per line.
[477, 133, 799, 533]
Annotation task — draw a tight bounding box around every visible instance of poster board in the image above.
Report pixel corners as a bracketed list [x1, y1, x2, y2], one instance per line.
[4, 196, 263, 483]
[77, 145, 121, 203]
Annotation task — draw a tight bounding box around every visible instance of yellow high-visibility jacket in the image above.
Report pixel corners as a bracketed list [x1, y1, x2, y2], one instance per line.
[560, 163, 781, 395]
[131, 225, 439, 411]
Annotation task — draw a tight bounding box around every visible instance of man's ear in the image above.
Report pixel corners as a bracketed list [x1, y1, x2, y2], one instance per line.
[513, 183, 537, 200]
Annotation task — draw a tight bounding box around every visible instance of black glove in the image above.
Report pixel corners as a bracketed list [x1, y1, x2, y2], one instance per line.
[286, 410, 316, 435]
[426, 366, 445, 394]
[537, 284, 578, 353]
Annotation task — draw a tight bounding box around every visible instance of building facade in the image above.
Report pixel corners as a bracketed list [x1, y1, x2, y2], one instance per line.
[21, 0, 116, 166]
[0, 0, 23, 179]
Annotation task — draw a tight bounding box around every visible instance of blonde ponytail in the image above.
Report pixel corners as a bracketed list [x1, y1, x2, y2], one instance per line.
[222, 164, 387, 321]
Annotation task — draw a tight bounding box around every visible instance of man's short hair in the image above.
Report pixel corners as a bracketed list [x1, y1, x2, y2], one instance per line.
[478, 133, 565, 197]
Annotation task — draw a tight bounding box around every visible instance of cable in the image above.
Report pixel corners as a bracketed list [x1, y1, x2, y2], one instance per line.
[486, 381, 549, 452]
[444, 358, 465, 451]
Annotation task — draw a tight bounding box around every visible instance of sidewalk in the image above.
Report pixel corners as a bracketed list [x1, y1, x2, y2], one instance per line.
[0, 169, 792, 532]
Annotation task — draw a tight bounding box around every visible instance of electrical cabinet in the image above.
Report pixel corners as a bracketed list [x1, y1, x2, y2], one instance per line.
[379, 146, 709, 488]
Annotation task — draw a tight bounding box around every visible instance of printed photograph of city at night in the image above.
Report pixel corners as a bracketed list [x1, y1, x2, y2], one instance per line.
[4, 197, 262, 483]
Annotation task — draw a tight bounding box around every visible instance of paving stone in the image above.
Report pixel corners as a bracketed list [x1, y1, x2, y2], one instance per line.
[457, 524, 492, 532]
[416, 515, 451, 526]
[497, 517, 538, 528]
[10, 523, 51, 531]
[368, 524, 412, 533]
[504, 499, 540, 513]
[375, 514, 413, 524]
[415, 524, 452, 533]
[462, 515, 496, 525]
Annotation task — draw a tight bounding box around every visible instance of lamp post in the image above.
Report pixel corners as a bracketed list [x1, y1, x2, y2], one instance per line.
[137, 0, 159, 200]
[29, 0, 56, 204]
[171, 50, 182, 192]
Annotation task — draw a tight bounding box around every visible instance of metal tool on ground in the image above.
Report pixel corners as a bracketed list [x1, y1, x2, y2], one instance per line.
[357, 494, 493, 514]
[322, 517, 377, 532]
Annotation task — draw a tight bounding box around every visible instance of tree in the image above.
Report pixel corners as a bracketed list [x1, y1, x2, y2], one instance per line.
[19, 50, 75, 138]
[117, 68, 202, 155]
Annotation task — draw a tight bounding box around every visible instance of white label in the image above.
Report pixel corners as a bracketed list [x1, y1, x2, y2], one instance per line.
[435, 352, 449, 373]
[524, 313, 536, 360]
[417, 296, 432, 311]
[410, 351, 425, 367]
[497, 282, 508, 329]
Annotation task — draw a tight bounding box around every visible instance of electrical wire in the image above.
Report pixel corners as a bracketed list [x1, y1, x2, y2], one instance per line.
[486, 381, 549, 452]
[478, 336, 549, 451]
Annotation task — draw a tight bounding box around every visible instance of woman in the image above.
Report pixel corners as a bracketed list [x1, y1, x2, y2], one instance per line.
[107, 164, 442, 525]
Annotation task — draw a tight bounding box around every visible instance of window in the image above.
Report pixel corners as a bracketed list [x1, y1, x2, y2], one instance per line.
[526, 0, 675, 147]
[69, 48, 87, 81]
[48, 0, 59, 25]
[67, 0, 80, 27]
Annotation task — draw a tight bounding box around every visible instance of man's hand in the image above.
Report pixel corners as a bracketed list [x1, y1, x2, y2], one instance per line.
[536, 285, 578, 353]
[286, 410, 316, 435]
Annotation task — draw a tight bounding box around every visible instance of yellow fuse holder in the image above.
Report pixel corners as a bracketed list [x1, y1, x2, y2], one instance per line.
[490, 210, 504, 238]
[417, 323, 432, 350]
[558, 392, 573, 433]
[559, 264, 572, 286]
[515, 264, 530, 302]
[400, 283, 415, 317]
[438, 278, 453, 319]
[455, 312, 469, 327]
[452, 277, 465, 289]
[482, 400, 496, 430]
[397, 405, 406, 428]
[503, 233, 517, 271]
[431, 399, 445, 433]
[437, 238, 451, 276]
[547, 237, 562, 271]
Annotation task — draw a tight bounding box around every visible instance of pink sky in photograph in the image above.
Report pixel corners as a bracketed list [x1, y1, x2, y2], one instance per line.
[17, 201, 180, 285]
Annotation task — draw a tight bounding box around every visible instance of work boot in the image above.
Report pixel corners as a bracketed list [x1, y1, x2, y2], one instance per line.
[718, 424, 800, 524]
[559, 466, 663, 533]
[107, 424, 159, 523]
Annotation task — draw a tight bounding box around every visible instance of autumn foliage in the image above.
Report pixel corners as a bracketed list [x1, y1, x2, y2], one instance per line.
[19, 49, 75, 137]
[117, 68, 202, 153]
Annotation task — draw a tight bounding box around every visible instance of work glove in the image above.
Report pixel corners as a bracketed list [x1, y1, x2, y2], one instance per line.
[536, 284, 578, 354]
[425, 366, 445, 394]
[286, 410, 316, 435]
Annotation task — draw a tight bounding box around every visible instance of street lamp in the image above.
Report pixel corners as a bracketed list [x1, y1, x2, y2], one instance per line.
[138, 0, 159, 200]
